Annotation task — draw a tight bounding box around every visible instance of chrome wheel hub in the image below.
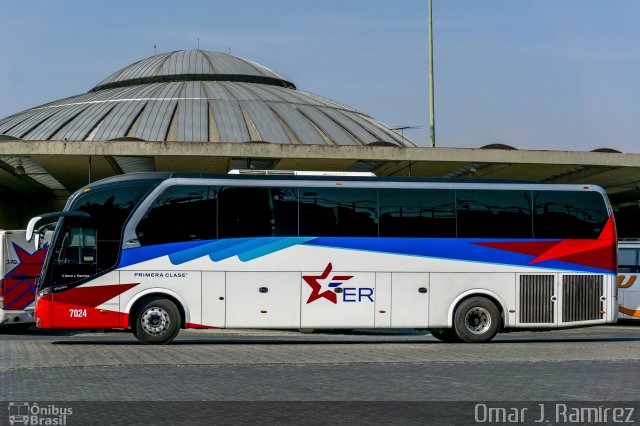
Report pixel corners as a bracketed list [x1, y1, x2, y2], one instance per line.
[141, 307, 170, 336]
[464, 307, 491, 335]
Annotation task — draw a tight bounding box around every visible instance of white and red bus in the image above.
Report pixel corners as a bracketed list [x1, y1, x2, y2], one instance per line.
[27, 171, 618, 344]
[1, 230, 51, 327]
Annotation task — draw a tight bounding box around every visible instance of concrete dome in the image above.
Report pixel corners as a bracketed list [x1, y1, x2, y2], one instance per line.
[0, 50, 417, 147]
[92, 50, 296, 91]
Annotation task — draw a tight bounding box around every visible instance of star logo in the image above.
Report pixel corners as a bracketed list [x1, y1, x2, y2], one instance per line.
[3, 243, 48, 310]
[304, 263, 353, 304]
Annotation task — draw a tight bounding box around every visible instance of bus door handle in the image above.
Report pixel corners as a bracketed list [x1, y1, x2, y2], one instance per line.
[551, 296, 557, 302]
[418, 287, 428, 294]
[334, 288, 343, 294]
[259, 287, 268, 294]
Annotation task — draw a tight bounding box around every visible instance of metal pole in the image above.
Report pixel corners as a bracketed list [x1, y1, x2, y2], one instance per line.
[428, 0, 436, 147]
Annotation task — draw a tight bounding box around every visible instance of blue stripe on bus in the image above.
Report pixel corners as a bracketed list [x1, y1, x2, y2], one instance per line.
[172, 238, 254, 264]
[233, 237, 314, 262]
[165, 237, 307, 264]
[119, 237, 612, 274]
[170, 237, 315, 264]
[3, 287, 34, 310]
[303, 237, 611, 274]
[120, 237, 316, 267]
[119, 240, 212, 268]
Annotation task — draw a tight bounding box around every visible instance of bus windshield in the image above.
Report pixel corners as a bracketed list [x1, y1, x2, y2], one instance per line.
[40, 183, 156, 289]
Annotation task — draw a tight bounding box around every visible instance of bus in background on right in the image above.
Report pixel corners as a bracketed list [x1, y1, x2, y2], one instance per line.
[618, 240, 640, 321]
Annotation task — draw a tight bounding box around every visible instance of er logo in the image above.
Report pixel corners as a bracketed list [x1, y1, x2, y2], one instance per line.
[304, 263, 374, 304]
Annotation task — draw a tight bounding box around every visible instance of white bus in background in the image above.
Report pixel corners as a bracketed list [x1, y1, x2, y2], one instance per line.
[1, 230, 51, 327]
[28, 171, 618, 344]
[618, 240, 640, 320]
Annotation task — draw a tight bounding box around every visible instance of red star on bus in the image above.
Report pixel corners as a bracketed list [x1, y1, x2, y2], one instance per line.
[3, 243, 48, 310]
[304, 263, 353, 304]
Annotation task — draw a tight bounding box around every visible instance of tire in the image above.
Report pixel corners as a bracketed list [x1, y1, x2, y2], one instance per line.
[429, 328, 461, 343]
[134, 297, 181, 344]
[452, 297, 500, 343]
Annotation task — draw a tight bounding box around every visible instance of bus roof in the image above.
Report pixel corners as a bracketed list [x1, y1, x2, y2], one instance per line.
[79, 171, 542, 187]
[73, 171, 608, 196]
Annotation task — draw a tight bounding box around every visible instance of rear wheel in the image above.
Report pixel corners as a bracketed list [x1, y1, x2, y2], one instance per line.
[429, 329, 461, 343]
[134, 298, 181, 344]
[453, 297, 500, 343]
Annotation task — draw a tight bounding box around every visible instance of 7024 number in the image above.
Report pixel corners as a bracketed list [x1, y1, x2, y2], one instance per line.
[69, 309, 87, 318]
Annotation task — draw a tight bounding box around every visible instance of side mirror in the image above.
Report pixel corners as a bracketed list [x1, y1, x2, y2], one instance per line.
[26, 210, 92, 246]
[26, 216, 42, 243]
[34, 233, 42, 250]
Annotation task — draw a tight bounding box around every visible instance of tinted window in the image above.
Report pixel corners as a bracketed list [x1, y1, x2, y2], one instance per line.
[55, 226, 96, 265]
[533, 191, 609, 239]
[218, 187, 298, 238]
[136, 185, 217, 246]
[71, 184, 152, 271]
[379, 189, 455, 237]
[618, 249, 639, 273]
[299, 187, 377, 236]
[72, 185, 152, 241]
[457, 190, 533, 238]
[49, 224, 98, 287]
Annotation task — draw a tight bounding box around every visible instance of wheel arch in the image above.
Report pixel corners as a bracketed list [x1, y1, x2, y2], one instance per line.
[446, 289, 508, 329]
[125, 288, 189, 329]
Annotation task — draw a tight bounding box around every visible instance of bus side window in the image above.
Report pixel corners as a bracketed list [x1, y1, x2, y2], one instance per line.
[618, 249, 639, 273]
[456, 190, 533, 238]
[136, 185, 217, 246]
[533, 191, 609, 239]
[299, 187, 377, 237]
[379, 189, 455, 237]
[218, 187, 298, 238]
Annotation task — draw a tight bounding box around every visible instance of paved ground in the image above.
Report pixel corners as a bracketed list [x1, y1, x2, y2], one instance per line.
[0, 325, 638, 424]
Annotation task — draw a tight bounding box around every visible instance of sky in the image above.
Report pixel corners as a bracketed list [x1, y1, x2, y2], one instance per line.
[1, 0, 639, 152]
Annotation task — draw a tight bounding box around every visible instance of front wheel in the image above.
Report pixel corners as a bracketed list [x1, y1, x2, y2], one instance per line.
[134, 298, 181, 344]
[453, 297, 500, 343]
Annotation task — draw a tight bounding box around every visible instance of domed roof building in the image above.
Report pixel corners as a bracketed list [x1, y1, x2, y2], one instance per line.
[0, 50, 416, 148]
[1, 49, 638, 236]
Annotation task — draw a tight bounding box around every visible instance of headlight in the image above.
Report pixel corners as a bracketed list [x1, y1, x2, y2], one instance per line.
[38, 287, 52, 297]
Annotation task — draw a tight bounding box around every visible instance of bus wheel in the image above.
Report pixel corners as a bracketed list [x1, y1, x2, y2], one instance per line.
[429, 329, 461, 343]
[453, 297, 500, 343]
[134, 298, 181, 345]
